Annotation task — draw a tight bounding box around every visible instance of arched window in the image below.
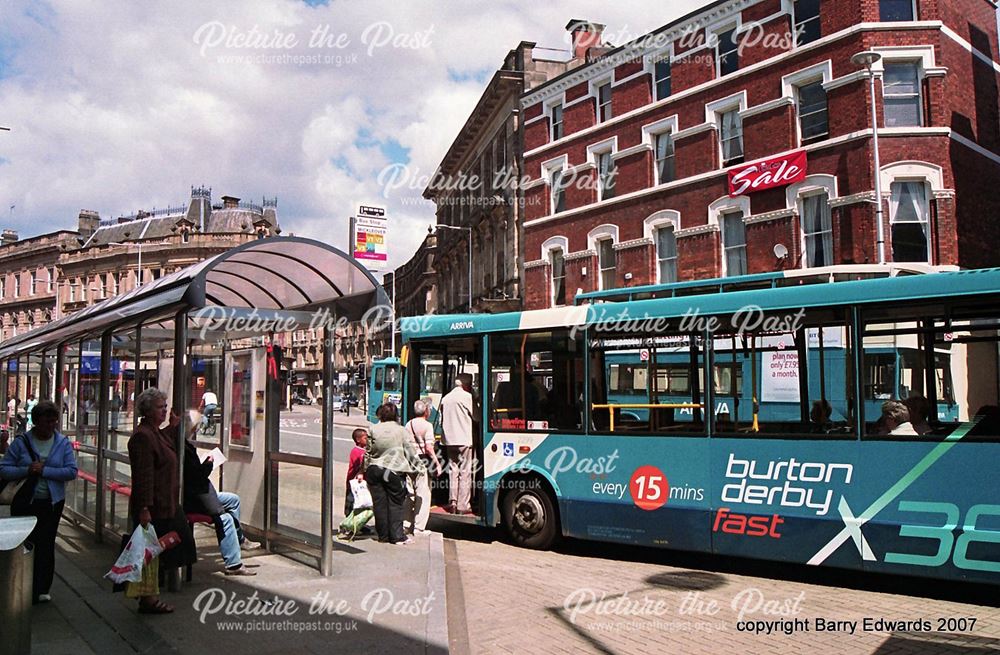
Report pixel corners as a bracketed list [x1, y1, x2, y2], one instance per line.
[889, 180, 930, 262]
[644, 211, 681, 284]
[709, 197, 750, 277]
[787, 175, 838, 268]
[541, 236, 570, 307]
[880, 162, 944, 264]
[587, 225, 619, 290]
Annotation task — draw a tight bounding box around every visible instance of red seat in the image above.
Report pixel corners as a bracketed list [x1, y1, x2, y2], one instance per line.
[184, 513, 216, 582]
[186, 512, 214, 525]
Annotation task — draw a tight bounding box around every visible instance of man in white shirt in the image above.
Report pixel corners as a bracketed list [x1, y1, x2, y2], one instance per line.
[199, 390, 219, 433]
[439, 375, 474, 514]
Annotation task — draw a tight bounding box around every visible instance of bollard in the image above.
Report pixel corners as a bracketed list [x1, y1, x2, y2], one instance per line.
[0, 516, 38, 655]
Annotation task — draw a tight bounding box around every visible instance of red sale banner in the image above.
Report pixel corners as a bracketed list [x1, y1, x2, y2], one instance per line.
[728, 150, 807, 197]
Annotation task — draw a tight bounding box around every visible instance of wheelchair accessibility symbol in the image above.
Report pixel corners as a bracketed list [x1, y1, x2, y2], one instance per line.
[502, 442, 515, 457]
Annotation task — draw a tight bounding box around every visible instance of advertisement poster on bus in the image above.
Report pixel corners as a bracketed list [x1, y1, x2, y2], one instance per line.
[761, 351, 800, 403]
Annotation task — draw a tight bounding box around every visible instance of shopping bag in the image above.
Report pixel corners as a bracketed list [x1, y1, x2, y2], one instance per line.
[338, 508, 374, 540]
[105, 524, 162, 584]
[350, 479, 373, 510]
[125, 555, 160, 599]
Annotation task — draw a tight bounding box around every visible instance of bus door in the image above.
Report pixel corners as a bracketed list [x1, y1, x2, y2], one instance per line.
[405, 338, 482, 515]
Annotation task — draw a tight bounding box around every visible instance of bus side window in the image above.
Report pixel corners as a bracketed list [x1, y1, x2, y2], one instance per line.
[862, 314, 1000, 441]
[488, 330, 582, 432]
[374, 367, 384, 392]
[712, 312, 852, 438]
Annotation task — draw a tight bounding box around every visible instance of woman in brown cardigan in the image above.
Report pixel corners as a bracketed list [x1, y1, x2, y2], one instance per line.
[127, 387, 197, 614]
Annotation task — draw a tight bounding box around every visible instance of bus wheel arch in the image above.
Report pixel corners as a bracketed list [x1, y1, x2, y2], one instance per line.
[498, 472, 563, 550]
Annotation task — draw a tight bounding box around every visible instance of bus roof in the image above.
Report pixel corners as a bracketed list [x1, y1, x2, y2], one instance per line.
[400, 267, 1000, 341]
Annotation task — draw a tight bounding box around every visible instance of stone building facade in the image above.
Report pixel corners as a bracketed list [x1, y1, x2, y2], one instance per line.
[425, 41, 571, 314]
[1, 186, 281, 399]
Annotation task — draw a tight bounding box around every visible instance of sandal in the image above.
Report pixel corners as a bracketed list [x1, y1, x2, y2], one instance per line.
[138, 599, 175, 614]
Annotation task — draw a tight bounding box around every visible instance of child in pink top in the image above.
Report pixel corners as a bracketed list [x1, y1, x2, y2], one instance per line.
[344, 428, 368, 516]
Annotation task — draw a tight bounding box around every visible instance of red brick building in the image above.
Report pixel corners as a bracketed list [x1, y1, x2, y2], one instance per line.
[521, 1, 1000, 309]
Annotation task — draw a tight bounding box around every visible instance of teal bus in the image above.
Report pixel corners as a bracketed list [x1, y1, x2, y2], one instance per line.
[368, 357, 401, 422]
[397, 267, 1000, 584]
[369, 355, 479, 427]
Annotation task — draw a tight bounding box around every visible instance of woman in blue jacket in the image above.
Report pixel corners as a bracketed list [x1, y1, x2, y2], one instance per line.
[0, 399, 78, 604]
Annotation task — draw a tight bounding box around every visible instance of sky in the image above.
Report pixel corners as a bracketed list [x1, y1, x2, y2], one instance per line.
[0, 1, 689, 274]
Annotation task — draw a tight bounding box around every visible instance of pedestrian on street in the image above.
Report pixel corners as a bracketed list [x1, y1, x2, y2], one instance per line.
[24, 393, 37, 431]
[344, 427, 368, 516]
[404, 399, 440, 534]
[440, 375, 474, 515]
[365, 403, 421, 545]
[0, 400, 78, 604]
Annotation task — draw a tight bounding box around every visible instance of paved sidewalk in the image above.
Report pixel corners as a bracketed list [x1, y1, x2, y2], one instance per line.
[440, 521, 1000, 655]
[30, 519, 447, 654]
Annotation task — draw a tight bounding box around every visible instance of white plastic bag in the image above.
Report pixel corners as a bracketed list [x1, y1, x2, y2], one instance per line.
[350, 478, 373, 510]
[105, 524, 162, 584]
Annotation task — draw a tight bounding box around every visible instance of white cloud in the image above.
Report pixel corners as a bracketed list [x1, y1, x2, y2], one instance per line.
[0, 0, 686, 271]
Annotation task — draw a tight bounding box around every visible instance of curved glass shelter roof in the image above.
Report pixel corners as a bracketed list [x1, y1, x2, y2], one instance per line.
[0, 236, 387, 359]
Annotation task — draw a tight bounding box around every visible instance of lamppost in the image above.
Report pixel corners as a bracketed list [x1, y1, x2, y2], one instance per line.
[436, 225, 473, 313]
[852, 50, 886, 264]
[107, 241, 144, 287]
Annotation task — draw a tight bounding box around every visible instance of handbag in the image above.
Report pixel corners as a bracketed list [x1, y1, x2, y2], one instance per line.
[0, 435, 39, 508]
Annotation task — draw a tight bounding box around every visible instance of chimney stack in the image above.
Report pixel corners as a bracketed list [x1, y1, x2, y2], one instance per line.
[77, 210, 100, 240]
[221, 195, 240, 209]
[1, 228, 18, 245]
[566, 19, 606, 62]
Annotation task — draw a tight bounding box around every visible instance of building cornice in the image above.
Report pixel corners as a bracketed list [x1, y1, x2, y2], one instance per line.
[740, 96, 794, 119]
[524, 126, 957, 228]
[746, 208, 796, 225]
[673, 122, 717, 141]
[612, 143, 653, 160]
[829, 191, 876, 208]
[564, 249, 596, 262]
[613, 238, 654, 250]
[676, 224, 720, 238]
[522, 0, 761, 107]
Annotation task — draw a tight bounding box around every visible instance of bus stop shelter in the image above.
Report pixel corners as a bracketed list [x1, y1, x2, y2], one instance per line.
[0, 236, 387, 575]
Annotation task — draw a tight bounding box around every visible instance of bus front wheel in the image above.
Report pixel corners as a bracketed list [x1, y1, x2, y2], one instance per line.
[501, 479, 561, 550]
